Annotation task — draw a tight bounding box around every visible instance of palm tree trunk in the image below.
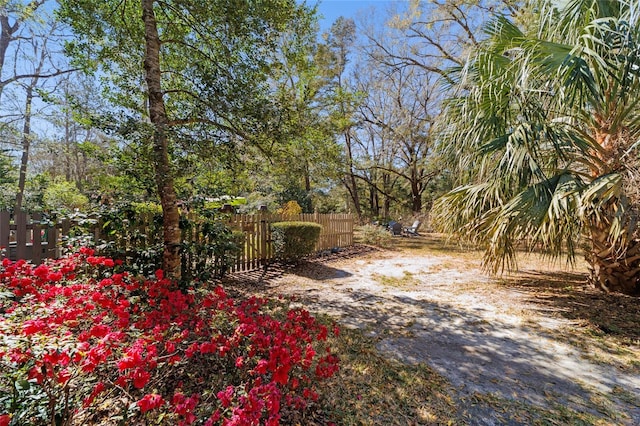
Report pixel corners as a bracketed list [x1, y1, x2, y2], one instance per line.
[587, 225, 640, 294]
[141, 0, 181, 280]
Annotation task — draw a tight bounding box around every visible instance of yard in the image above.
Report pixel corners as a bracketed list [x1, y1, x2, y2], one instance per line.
[2, 232, 639, 425]
[227, 233, 640, 425]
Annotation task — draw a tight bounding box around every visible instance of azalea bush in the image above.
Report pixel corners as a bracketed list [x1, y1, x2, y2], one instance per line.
[0, 249, 339, 425]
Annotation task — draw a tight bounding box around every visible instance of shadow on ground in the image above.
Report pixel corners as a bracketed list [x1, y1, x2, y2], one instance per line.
[293, 286, 640, 425]
[501, 269, 640, 350]
[224, 240, 640, 425]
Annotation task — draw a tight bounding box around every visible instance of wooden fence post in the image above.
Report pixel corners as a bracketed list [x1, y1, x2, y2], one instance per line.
[260, 213, 268, 267]
[0, 211, 9, 259]
[31, 213, 42, 264]
[15, 211, 27, 260]
[47, 221, 58, 259]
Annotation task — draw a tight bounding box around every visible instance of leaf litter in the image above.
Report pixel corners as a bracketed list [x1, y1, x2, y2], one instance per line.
[226, 235, 640, 425]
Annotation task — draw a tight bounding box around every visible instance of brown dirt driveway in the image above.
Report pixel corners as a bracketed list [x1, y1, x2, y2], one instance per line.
[231, 235, 640, 425]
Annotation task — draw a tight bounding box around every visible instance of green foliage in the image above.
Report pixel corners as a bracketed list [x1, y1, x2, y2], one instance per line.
[0, 369, 54, 425]
[86, 202, 241, 281]
[279, 184, 313, 213]
[356, 224, 392, 247]
[42, 179, 89, 214]
[236, 191, 279, 213]
[57, 0, 321, 175]
[0, 150, 15, 186]
[202, 196, 247, 211]
[180, 221, 244, 284]
[432, 0, 640, 292]
[278, 200, 303, 216]
[271, 221, 322, 261]
[0, 151, 16, 210]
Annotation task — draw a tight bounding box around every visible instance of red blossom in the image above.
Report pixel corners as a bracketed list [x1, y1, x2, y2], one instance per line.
[0, 247, 339, 425]
[217, 386, 234, 408]
[83, 382, 106, 407]
[138, 393, 165, 413]
[33, 264, 49, 278]
[131, 368, 151, 389]
[22, 319, 47, 335]
[0, 414, 10, 426]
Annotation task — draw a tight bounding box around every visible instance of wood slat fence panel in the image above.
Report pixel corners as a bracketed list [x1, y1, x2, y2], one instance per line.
[0, 212, 56, 262]
[226, 213, 354, 272]
[0, 211, 354, 273]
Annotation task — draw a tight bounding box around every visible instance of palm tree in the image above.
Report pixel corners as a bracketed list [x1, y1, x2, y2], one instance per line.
[433, 0, 640, 294]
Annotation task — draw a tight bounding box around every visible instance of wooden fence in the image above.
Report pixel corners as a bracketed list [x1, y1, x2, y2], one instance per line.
[0, 211, 66, 264]
[227, 213, 354, 272]
[0, 211, 354, 272]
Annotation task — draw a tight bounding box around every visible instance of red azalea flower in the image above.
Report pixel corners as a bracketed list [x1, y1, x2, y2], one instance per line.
[83, 382, 106, 407]
[216, 386, 234, 408]
[0, 414, 11, 426]
[22, 319, 47, 335]
[33, 264, 49, 278]
[138, 393, 164, 413]
[132, 368, 151, 389]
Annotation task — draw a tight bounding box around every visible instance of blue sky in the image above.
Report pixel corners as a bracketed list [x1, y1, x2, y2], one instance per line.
[304, 0, 398, 30]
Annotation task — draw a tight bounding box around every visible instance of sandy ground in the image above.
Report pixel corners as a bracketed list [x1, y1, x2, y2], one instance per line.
[231, 243, 640, 425]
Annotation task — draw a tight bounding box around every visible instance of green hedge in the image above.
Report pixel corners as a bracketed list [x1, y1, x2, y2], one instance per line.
[271, 221, 322, 261]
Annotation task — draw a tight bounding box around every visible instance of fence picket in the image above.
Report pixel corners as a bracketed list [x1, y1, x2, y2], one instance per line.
[0, 211, 9, 256]
[32, 213, 42, 265]
[15, 211, 27, 260]
[0, 211, 354, 271]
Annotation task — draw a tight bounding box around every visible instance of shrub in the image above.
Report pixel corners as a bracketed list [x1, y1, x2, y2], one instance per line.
[357, 224, 392, 247]
[0, 251, 339, 425]
[271, 222, 322, 262]
[277, 201, 302, 216]
[180, 221, 244, 283]
[42, 179, 89, 214]
[79, 203, 241, 281]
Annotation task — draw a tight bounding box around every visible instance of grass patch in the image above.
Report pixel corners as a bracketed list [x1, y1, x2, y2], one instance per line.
[460, 392, 620, 425]
[371, 271, 420, 288]
[317, 323, 458, 425]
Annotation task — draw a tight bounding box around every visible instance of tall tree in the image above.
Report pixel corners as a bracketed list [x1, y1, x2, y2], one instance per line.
[249, 8, 341, 212]
[367, 0, 520, 86]
[319, 17, 364, 221]
[14, 21, 59, 211]
[433, 0, 640, 294]
[141, 0, 181, 276]
[0, 3, 73, 212]
[58, 0, 317, 278]
[354, 44, 440, 215]
[38, 75, 108, 192]
[0, 0, 45, 101]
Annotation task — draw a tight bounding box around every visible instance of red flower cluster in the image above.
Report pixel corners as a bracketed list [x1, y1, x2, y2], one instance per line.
[0, 249, 340, 425]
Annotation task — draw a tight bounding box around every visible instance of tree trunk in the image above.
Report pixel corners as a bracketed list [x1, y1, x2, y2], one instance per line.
[16, 33, 47, 212]
[141, 0, 181, 280]
[0, 15, 15, 102]
[15, 84, 34, 212]
[410, 161, 422, 213]
[369, 184, 379, 218]
[587, 224, 640, 295]
[411, 187, 422, 213]
[343, 130, 362, 222]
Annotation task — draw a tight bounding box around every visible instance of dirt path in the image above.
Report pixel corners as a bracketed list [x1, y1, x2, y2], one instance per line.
[233, 242, 640, 425]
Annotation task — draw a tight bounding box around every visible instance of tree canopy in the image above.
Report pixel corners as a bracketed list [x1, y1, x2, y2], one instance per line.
[56, 0, 319, 277]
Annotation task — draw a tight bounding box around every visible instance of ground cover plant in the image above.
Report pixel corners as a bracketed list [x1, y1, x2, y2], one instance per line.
[0, 249, 339, 425]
